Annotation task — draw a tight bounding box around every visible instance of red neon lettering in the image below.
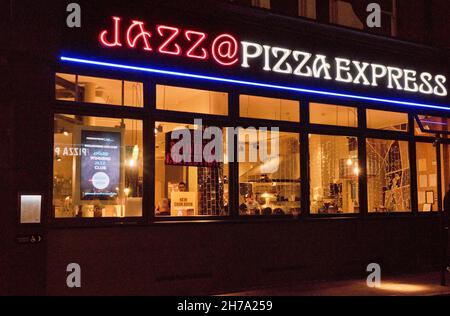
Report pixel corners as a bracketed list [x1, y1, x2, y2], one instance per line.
[185, 30, 208, 59]
[157, 25, 181, 56]
[99, 16, 122, 47]
[126, 20, 152, 51]
[211, 34, 238, 66]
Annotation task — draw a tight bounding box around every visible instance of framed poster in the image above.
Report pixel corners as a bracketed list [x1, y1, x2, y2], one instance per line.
[422, 203, 432, 212]
[18, 194, 42, 224]
[425, 190, 434, 204]
[73, 126, 124, 205]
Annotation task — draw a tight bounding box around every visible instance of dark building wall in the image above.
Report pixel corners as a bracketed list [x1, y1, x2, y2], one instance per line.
[45, 218, 441, 295]
[397, 0, 428, 45]
[1, 0, 62, 296]
[429, 0, 450, 48]
[227, 0, 450, 48]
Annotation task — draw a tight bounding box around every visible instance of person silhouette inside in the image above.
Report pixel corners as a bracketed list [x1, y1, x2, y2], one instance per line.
[444, 184, 450, 272]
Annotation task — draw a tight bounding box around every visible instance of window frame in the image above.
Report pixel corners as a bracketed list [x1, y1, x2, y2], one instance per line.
[51, 64, 446, 226]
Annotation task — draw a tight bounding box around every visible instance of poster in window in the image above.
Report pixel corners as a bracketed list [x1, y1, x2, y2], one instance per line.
[80, 130, 121, 201]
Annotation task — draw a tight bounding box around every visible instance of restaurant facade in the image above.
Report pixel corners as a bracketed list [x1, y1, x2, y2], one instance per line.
[2, 0, 450, 295]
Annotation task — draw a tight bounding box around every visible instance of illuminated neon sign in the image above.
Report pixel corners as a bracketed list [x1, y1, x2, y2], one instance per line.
[99, 16, 238, 66]
[98, 16, 447, 97]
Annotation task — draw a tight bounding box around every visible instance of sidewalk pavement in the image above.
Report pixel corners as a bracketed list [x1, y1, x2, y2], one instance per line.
[221, 271, 450, 296]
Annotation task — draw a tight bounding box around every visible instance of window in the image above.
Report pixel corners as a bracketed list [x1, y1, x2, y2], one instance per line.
[416, 143, 438, 212]
[238, 130, 300, 216]
[53, 114, 143, 218]
[367, 138, 411, 212]
[55, 73, 143, 107]
[330, 0, 397, 37]
[309, 134, 359, 214]
[154, 122, 229, 217]
[252, 0, 270, 9]
[366, 109, 408, 132]
[239, 95, 300, 122]
[310, 103, 358, 127]
[330, 0, 363, 30]
[298, 0, 316, 19]
[55, 73, 76, 102]
[156, 85, 228, 115]
[415, 115, 450, 137]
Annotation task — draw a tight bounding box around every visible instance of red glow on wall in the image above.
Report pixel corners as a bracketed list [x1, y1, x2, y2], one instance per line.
[211, 34, 238, 66]
[157, 25, 182, 56]
[99, 16, 123, 47]
[185, 30, 208, 60]
[126, 20, 152, 51]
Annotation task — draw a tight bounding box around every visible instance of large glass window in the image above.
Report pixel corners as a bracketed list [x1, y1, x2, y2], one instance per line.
[309, 134, 359, 214]
[156, 85, 228, 115]
[416, 142, 438, 212]
[366, 109, 408, 132]
[310, 103, 358, 127]
[53, 114, 143, 218]
[238, 130, 301, 216]
[55, 73, 143, 107]
[441, 144, 450, 210]
[239, 95, 300, 122]
[154, 122, 229, 217]
[367, 138, 411, 212]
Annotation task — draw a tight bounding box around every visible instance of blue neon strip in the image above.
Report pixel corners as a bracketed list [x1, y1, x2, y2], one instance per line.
[60, 56, 450, 112]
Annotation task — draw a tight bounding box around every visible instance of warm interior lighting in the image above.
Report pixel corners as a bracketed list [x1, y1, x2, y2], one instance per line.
[378, 282, 430, 293]
[346, 158, 353, 166]
[353, 166, 360, 176]
[62, 128, 70, 136]
[128, 159, 136, 167]
[132, 144, 139, 161]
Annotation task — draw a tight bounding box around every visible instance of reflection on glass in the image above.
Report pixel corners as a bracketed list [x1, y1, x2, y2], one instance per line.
[53, 114, 143, 218]
[415, 115, 450, 137]
[154, 122, 229, 217]
[367, 138, 411, 212]
[55, 73, 143, 107]
[55, 73, 76, 102]
[156, 85, 228, 115]
[309, 134, 359, 214]
[441, 144, 450, 209]
[238, 130, 301, 216]
[416, 143, 438, 212]
[239, 95, 300, 122]
[330, 0, 363, 29]
[367, 109, 408, 132]
[310, 103, 358, 127]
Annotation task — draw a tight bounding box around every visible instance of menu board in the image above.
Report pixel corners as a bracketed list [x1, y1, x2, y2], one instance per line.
[80, 130, 121, 201]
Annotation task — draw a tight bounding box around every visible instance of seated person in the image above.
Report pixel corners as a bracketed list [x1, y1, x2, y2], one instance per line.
[239, 203, 248, 215]
[156, 198, 170, 216]
[245, 193, 261, 215]
[273, 208, 285, 215]
[262, 207, 272, 216]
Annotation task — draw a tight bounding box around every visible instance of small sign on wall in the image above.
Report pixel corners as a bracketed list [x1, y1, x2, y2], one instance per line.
[19, 195, 42, 224]
[170, 192, 197, 216]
